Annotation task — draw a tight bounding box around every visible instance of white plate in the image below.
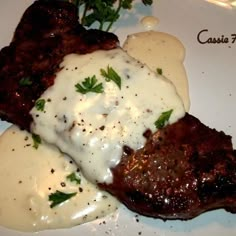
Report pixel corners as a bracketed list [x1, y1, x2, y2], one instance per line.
[0, 0, 236, 235]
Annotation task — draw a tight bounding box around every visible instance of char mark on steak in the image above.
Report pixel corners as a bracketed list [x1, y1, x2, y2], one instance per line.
[0, 1, 236, 220]
[100, 114, 236, 219]
[0, 0, 118, 130]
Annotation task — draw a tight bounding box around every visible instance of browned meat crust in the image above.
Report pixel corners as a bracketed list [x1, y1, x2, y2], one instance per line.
[100, 114, 236, 220]
[0, 0, 118, 129]
[0, 1, 236, 220]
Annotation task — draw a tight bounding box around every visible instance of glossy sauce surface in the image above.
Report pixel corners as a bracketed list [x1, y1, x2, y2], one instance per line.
[140, 16, 159, 30]
[30, 48, 185, 184]
[123, 31, 190, 111]
[0, 126, 119, 232]
[0, 31, 188, 232]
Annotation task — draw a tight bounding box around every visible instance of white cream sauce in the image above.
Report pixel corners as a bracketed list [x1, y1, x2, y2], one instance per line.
[0, 31, 189, 232]
[140, 16, 159, 30]
[30, 48, 185, 184]
[123, 31, 190, 111]
[0, 126, 119, 232]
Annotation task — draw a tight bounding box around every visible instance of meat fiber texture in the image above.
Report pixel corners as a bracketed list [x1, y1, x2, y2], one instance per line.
[0, 0, 236, 220]
[100, 114, 236, 219]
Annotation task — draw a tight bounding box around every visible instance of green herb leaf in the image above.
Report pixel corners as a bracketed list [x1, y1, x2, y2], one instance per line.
[142, 0, 153, 5]
[100, 66, 121, 89]
[75, 75, 104, 94]
[154, 109, 173, 129]
[19, 77, 32, 86]
[65, 0, 153, 31]
[35, 99, 46, 111]
[121, 0, 133, 9]
[49, 190, 77, 208]
[156, 68, 163, 75]
[32, 133, 41, 149]
[66, 172, 81, 184]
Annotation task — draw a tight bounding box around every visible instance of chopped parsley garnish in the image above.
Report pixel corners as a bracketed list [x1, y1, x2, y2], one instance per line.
[32, 133, 41, 149]
[100, 66, 121, 89]
[156, 68, 163, 75]
[49, 190, 77, 208]
[75, 75, 104, 94]
[66, 0, 153, 31]
[19, 77, 32, 86]
[66, 172, 81, 184]
[154, 109, 173, 129]
[35, 99, 46, 111]
[142, 0, 153, 4]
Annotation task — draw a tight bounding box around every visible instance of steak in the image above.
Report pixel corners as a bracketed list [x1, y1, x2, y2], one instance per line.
[0, 0, 236, 220]
[0, 0, 118, 130]
[100, 114, 236, 219]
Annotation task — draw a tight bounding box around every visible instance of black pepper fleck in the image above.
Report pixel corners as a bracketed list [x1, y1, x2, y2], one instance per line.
[99, 125, 105, 131]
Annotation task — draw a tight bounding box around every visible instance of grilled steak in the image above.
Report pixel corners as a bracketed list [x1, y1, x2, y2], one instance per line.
[0, 0, 118, 130]
[100, 114, 236, 219]
[0, 0, 236, 220]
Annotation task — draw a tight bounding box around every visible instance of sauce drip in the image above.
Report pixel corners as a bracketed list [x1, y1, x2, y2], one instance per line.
[123, 31, 190, 111]
[140, 16, 159, 30]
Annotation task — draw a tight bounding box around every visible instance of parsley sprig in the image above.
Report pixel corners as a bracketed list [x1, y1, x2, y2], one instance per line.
[66, 172, 81, 184]
[35, 98, 46, 111]
[154, 109, 173, 129]
[19, 77, 32, 86]
[75, 75, 104, 94]
[100, 66, 121, 89]
[32, 133, 41, 149]
[66, 0, 153, 31]
[49, 190, 77, 208]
